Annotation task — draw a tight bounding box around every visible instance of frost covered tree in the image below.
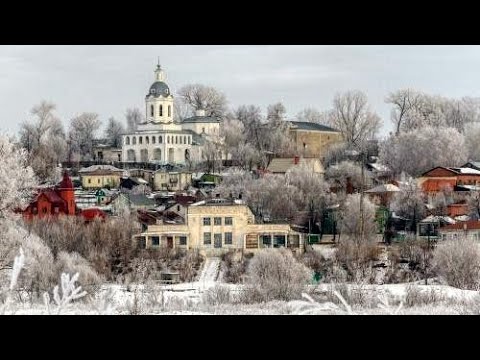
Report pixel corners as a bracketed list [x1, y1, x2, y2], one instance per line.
[464, 122, 480, 161]
[296, 107, 330, 124]
[0, 135, 37, 217]
[390, 179, 426, 232]
[325, 160, 366, 192]
[338, 193, 377, 242]
[379, 126, 468, 177]
[385, 89, 422, 135]
[19, 101, 67, 183]
[125, 107, 143, 132]
[433, 237, 480, 290]
[68, 112, 102, 161]
[245, 248, 311, 302]
[329, 90, 381, 149]
[104, 117, 125, 148]
[178, 84, 228, 118]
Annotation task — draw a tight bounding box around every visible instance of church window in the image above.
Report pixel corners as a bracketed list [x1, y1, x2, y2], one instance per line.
[180, 136, 182, 144]
[150, 105, 154, 117]
[139, 137, 143, 145]
[184, 136, 186, 144]
[167, 136, 170, 144]
[146, 136, 149, 144]
[168, 105, 171, 117]
[188, 137, 191, 145]
[202, 127, 205, 133]
[152, 136, 156, 144]
[159, 136, 163, 144]
[125, 136, 130, 145]
[175, 136, 178, 144]
[132, 137, 137, 145]
[160, 105, 163, 117]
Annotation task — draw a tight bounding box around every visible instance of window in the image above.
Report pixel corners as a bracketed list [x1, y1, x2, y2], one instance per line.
[88, 179, 91, 184]
[146, 136, 149, 144]
[159, 105, 163, 117]
[204, 232, 211, 245]
[125, 136, 130, 145]
[152, 136, 156, 144]
[151, 236, 160, 246]
[183, 136, 186, 144]
[175, 136, 178, 144]
[225, 217, 233, 225]
[132, 137, 137, 145]
[203, 217, 211, 226]
[42, 208, 47, 214]
[214, 217, 222, 226]
[225, 232, 232, 245]
[177, 205, 181, 212]
[54, 207, 59, 214]
[261, 235, 271, 246]
[139, 136, 143, 145]
[188, 137, 191, 145]
[202, 127, 205, 133]
[150, 105, 154, 117]
[159, 136, 163, 144]
[179, 136, 182, 144]
[273, 235, 286, 248]
[98, 179, 101, 184]
[167, 136, 170, 144]
[168, 105, 171, 117]
[214, 233, 222, 248]
[179, 236, 187, 246]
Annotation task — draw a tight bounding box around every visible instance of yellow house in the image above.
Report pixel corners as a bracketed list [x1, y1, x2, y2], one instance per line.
[79, 165, 126, 189]
[134, 198, 304, 256]
[267, 156, 324, 175]
[288, 121, 343, 161]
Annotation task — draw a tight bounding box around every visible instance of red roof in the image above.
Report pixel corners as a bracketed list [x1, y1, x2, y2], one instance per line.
[39, 191, 65, 205]
[440, 220, 480, 231]
[81, 208, 107, 221]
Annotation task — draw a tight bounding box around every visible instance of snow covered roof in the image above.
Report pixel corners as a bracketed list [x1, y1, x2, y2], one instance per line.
[365, 183, 400, 193]
[367, 163, 390, 172]
[79, 165, 125, 174]
[421, 215, 456, 224]
[450, 167, 480, 175]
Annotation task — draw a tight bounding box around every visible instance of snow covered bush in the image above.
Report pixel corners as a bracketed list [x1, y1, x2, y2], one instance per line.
[243, 248, 311, 303]
[338, 193, 378, 241]
[202, 284, 232, 306]
[334, 238, 381, 283]
[433, 237, 480, 290]
[55, 251, 103, 292]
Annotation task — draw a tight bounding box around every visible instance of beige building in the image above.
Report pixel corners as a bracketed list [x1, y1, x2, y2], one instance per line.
[134, 198, 304, 256]
[79, 165, 126, 189]
[288, 121, 343, 160]
[93, 144, 122, 163]
[267, 156, 324, 175]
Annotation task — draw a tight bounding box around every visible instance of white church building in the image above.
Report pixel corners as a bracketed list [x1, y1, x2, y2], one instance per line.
[122, 64, 222, 165]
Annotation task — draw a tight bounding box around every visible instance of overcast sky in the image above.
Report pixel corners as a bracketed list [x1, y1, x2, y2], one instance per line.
[2, 45, 480, 138]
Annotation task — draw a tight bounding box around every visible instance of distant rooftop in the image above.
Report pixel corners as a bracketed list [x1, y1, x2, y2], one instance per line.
[288, 121, 339, 132]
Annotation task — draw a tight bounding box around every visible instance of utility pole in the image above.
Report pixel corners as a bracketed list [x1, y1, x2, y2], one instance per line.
[359, 151, 365, 244]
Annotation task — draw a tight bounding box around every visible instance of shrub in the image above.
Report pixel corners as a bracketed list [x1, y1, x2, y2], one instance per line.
[433, 237, 480, 290]
[243, 248, 311, 302]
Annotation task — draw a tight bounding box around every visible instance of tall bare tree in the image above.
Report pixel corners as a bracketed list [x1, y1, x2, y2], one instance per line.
[68, 112, 101, 161]
[178, 84, 228, 118]
[104, 117, 125, 148]
[330, 90, 381, 149]
[125, 108, 143, 131]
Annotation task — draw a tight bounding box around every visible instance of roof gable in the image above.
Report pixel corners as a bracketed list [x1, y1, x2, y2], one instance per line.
[288, 121, 339, 133]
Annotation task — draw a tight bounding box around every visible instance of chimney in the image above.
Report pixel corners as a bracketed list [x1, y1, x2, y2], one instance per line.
[294, 155, 300, 165]
[196, 109, 206, 117]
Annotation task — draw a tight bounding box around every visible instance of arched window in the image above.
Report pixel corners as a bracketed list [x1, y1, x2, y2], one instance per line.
[168, 105, 171, 117]
[159, 136, 163, 144]
[159, 105, 163, 117]
[183, 136, 186, 144]
[139, 136, 143, 145]
[179, 136, 182, 144]
[154, 148, 162, 161]
[175, 136, 178, 144]
[188, 137, 191, 145]
[125, 136, 130, 145]
[132, 137, 137, 145]
[146, 136, 149, 145]
[167, 136, 170, 144]
[127, 149, 136, 162]
[152, 136, 156, 144]
[150, 105, 154, 117]
[185, 149, 190, 161]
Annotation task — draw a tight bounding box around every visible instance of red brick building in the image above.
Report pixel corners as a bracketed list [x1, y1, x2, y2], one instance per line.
[23, 172, 77, 219]
[418, 167, 480, 193]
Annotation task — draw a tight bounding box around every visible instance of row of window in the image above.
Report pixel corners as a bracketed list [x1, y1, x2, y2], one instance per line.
[151, 236, 187, 246]
[204, 232, 233, 247]
[126, 148, 190, 162]
[125, 135, 191, 146]
[87, 178, 113, 184]
[203, 217, 233, 226]
[150, 104, 171, 118]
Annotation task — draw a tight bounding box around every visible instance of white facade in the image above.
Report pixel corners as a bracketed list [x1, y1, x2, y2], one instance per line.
[121, 65, 222, 165]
